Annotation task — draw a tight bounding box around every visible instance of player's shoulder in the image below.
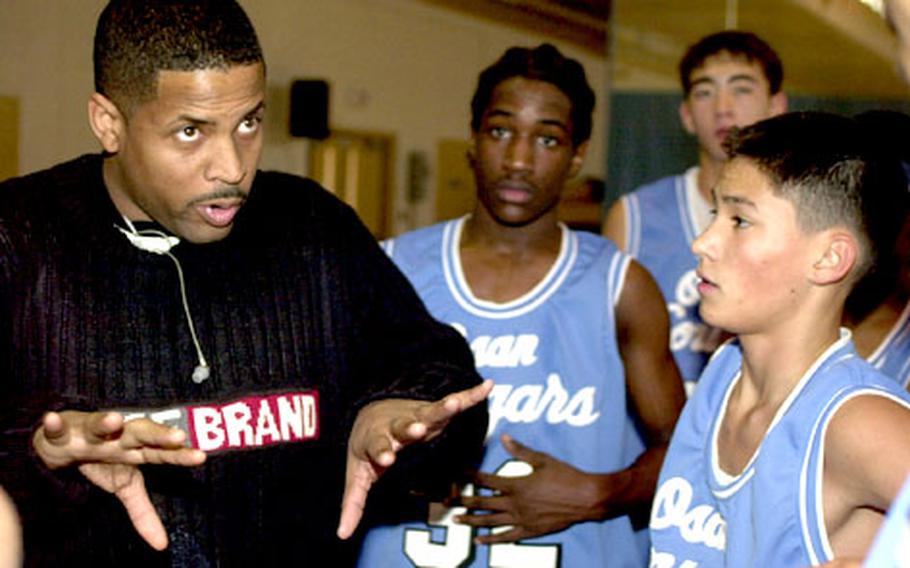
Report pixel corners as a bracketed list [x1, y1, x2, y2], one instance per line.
[382, 219, 453, 266]
[572, 227, 625, 262]
[626, 171, 685, 199]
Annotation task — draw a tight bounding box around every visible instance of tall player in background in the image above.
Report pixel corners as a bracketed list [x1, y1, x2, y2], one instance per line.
[603, 31, 787, 393]
[358, 44, 686, 567]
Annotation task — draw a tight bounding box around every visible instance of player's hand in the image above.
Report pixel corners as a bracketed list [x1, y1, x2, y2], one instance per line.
[32, 410, 206, 550]
[453, 434, 603, 544]
[336, 379, 493, 539]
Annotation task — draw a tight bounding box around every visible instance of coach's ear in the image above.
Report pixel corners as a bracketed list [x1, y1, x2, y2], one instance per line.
[810, 229, 858, 285]
[88, 93, 126, 154]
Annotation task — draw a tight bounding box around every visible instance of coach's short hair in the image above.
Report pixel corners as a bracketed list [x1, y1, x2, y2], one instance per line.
[93, 0, 264, 114]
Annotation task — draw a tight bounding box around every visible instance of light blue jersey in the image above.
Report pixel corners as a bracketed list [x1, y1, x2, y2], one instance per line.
[866, 300, 910, 388]
[621, 172, 722, 391]
[360, 216, 648, 568]
[650, 331, 910, 567]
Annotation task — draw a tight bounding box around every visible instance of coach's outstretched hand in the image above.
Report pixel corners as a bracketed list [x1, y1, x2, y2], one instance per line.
[336, 379, 493, 539]
[32, 410, 206, 550]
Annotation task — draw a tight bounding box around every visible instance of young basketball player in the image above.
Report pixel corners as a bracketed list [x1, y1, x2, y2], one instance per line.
[603, 31, 787, 393]
[358, 44, 686, 567]
[649, 112, 910, 566]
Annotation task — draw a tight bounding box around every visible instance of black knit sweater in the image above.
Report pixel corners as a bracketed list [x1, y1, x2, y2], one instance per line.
[0, 154, 487, 566]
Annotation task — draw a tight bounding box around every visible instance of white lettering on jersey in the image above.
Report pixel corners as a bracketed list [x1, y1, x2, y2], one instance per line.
[651, 476, 726, 551]
[487, 373, 599, 434]
[448, 324, 540, 369]
[402, 460, 560, 568]
[649, 548, 699, 568]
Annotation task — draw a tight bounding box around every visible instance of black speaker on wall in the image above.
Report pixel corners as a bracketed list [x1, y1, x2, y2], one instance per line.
[289, 79, 330, 139]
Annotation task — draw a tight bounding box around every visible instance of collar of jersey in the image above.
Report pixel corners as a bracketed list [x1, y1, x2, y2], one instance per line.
[441, 215, 577, 320]
[707, 330, 855, 499]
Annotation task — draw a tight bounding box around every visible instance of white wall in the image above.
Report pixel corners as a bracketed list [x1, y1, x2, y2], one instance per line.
[0, 0, 607, 233]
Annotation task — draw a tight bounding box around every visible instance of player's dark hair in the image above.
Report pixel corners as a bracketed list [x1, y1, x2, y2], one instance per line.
[679, 31, 783, 95]
[471, 43, 595, 147]
[725, 111, 907, 284]
[94, 0, 264, 114]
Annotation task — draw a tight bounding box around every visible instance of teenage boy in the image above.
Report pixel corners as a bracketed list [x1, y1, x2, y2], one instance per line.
[358, 44, 686, 567]
[603, 31, 788, 392]
[649, 112, 910, 566]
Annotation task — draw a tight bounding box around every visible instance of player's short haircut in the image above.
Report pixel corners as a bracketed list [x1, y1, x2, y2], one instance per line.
[470, 43, 595, 147]
[94, 0, 264, 114]
[679, 31, 783, 96]
[725, 111, 907, 283]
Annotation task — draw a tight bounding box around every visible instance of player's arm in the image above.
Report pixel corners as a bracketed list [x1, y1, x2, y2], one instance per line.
[601, 198, 628, 250]
[608, 259, 686, 516]
[822, 393, 910, 559]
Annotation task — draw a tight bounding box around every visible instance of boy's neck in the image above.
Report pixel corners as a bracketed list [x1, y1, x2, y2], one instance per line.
[458, 208, 562, 303]
[736, 313, 843, 406]
[461, 206, 562, 255]
[717, 318, 842, 476]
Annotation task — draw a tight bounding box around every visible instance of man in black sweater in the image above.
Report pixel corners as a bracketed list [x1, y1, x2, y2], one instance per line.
[0, 0, 489, 564]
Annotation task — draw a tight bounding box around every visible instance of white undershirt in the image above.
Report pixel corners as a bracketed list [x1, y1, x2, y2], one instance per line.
[684, 166, 713, 236]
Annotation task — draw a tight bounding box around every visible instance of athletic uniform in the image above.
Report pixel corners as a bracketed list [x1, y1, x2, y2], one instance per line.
[358, 216, 649, 567]
[865, 299, 910, 388]
[649, 331, 910, 566]
[620, 169, 722, 392]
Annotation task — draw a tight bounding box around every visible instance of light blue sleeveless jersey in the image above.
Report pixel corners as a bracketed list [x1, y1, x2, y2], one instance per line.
[649, 331, 910, 567]
[866, 300, 910, 388]
[359, 216, 648, 568]
[622, 174, 722, 391]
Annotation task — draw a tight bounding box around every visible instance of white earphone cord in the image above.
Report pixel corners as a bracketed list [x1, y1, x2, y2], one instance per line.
[116, 219, 211, 384]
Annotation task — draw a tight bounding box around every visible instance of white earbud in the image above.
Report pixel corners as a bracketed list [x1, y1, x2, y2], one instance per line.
[192, 364, 210, 384]
[118, 229, 180, 254]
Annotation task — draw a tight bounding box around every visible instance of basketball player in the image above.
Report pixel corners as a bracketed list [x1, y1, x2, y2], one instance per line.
[602, 31, 787, 393]
[650, 112, 910, 565]
[358, 44, 686, 567]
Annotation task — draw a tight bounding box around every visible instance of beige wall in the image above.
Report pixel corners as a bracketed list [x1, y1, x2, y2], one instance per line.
[0, 0, 607, 234]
